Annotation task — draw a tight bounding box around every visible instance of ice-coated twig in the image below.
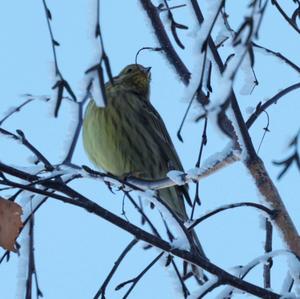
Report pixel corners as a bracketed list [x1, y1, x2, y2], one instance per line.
[125, 192, 161, 237]
[281, 272, 294, 294]
[188, 275, 219, 299]
[190, 0, 300, 259]
[41, 0, 77, 116]
[15, 214, 30, 299]
[0, 161, 282, 298]
[25, 211, 43, 299]
[176, 0, 224, 141]
[190, 117, 208, 220]
[159, 0, 188, 49]
[78, 147, 239, 193]
[85, 0, 113, 108]
[139, 0, 191, 84]
[125, 192, 191, 297]
[219, 249, 298, 298]
[0, 127, 53, 170]
[170, 259, 190, 298]
[63, 80, 92, 164]
[95, 0, 113, 84]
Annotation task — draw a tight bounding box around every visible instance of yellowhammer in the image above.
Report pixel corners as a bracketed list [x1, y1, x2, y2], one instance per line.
[83, 64, 205, 256]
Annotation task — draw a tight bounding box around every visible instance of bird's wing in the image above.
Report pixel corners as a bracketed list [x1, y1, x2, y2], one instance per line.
[143, 102, 184, 170]
[135, 98, 192, 207]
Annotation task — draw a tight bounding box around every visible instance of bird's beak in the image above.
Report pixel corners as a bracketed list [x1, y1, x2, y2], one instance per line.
[145, 67, 151, 79]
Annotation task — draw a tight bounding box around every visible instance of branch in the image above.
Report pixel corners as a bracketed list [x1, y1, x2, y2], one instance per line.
[220, 249, 297, 298]
[0, 98, 35, 126]
[0, 128, 53, 170]
[93, 239, 138, 299]
[25, 212, 43, 299]
[190, 0, 300, 258]
[246, 82, 300, 128]
[264, 219, 273, 289]
[271, 0, 300, 34]
[252, 42, 300, 74]
[0, 163, 281, 298]
[115, 252, 164, 299]
[188, 202, 276, 231]
[139, 0, 191, 84]
[62, 81, 92, 164]
[78, 149, 238, 195]
[160, 0, 188, 49]
[41, 0, 77, 116]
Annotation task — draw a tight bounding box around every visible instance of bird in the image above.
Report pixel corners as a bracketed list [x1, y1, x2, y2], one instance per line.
[82, 64, 206, 258]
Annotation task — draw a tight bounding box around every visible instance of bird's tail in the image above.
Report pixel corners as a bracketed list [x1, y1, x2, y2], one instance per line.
[190, 228, 207, 259]
[159, 187, 208, 282]
[188, 228, 208, 284]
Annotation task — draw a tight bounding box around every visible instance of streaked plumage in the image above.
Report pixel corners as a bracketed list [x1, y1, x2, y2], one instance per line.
[83, 64, 207, 263]
[83, 64, 190, 219]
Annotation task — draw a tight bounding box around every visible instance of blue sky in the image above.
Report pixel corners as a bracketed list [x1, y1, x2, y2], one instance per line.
[1, 0, 300, 298]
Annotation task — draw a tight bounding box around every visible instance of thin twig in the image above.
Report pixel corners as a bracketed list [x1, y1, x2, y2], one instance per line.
[0, 128, 53, 170]
[264, 218, 273, 289]
[246, 82, 300, 128]
[190, 117, 208, 220]
[93, 239, 138, 299]
[271, 0, 300, 34]
[252, 42, 300, 73]
[63, 80, 92, 164]
[115, 252, 164, 299]
[25, 204, 43, 299]
[0, 162, 281, 298]
[139, 0, 191, 84]
[41, 0, 77, 116]
[188, 202, 276, 231]
[0, 98, 35, 126]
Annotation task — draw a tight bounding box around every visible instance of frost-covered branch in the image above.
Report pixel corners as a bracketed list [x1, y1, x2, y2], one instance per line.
[41, 0, 77, 116]
[190, 0, 300, 259]
[219, 249, 300, 298]
[158, 0, 188, 49]
[246, 82, 300, 128]
[25, 212, 43, 299]
[0, 128, 53, 170]
[0, 163, 282, 298]
[139, 0, 191, 84]
[85, 0, 113, 108]
[62, 84, 92, 164]
[80, 145, 239, 192]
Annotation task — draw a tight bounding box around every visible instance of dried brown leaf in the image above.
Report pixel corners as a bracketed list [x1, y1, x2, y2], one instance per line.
[0, 198, 23, 252]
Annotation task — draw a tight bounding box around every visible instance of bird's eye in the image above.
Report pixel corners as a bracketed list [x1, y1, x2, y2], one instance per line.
[126, 68, 133, 73]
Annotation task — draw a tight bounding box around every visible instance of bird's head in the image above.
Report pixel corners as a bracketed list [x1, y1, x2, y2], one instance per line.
[115, 64, 151, 97]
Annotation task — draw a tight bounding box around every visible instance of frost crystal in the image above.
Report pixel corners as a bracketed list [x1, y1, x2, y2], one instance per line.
[167, 170, 185, 186]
